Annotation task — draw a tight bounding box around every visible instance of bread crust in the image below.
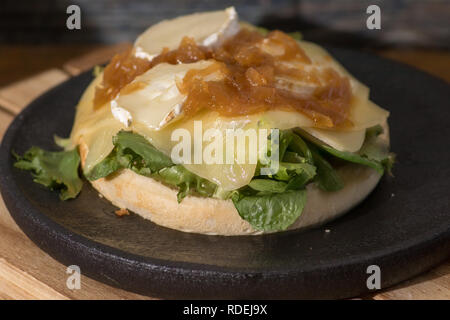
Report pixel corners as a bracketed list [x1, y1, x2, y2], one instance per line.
[79, 123, 388, 235]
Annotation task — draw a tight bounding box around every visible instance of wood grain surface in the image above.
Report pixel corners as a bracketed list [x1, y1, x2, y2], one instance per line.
[0, 45, 448, 300]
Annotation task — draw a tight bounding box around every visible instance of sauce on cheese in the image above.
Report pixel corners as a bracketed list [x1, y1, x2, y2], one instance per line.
[93, 49, 152, 108]
[94, 28, 352, 128]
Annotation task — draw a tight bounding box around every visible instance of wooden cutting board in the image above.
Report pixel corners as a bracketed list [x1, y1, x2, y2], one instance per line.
[0, 45, 448, 300]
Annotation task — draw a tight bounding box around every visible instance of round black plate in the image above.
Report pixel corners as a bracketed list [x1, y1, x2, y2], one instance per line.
[0, 48, 449, 299]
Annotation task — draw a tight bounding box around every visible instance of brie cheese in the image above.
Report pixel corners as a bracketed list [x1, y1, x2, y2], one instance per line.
[115, 60, 220, 130]
[135, 7, 239, 60]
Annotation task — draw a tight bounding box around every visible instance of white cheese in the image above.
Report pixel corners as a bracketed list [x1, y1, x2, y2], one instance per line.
[134, 7, 239, 61]
[110, 99, 132, 127]
[115, 60, 220, 130]
[303, 128, 366, 152]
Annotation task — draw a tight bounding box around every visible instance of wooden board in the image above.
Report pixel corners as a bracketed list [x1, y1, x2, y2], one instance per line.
[0, 46, 448, 300]
[0, 45, 149, 300]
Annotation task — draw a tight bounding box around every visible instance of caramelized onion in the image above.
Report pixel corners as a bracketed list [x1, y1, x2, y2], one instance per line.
[95, 28, 352, 128]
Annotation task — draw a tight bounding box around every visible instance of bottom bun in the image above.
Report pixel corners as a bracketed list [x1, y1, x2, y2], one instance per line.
[79, 125, 388, 236]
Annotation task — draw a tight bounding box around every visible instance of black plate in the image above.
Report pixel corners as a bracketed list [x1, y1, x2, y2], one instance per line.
[0, 48, 449, 299]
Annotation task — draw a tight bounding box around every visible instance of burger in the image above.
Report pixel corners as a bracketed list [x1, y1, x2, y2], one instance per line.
[14, 7, 394, 235]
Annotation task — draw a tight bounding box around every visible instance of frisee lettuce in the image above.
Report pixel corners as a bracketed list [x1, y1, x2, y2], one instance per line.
[13, 147, 82, 200]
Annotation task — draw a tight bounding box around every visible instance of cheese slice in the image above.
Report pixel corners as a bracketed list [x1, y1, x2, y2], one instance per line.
[131, 111, 260, 190]
[70, 74, 126, 172]
[135, 7, 239, 60]
[257, 109, 366, 152]
[116, 61, 219, 130]
[257, 40, 388, 152]
[303, 128, 366, 152]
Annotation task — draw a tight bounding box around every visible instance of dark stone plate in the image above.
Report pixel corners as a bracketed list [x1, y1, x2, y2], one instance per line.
[0, 48, 449, 299]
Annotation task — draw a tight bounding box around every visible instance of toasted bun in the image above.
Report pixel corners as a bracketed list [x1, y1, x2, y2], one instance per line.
[79, 123, 388, 235]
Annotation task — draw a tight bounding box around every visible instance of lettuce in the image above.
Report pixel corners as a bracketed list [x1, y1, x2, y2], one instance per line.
[288, 132, 314, 164]
[359, 125, 396, 175]
[231, 131, 316, 231]
[13, 147, 82, 200]
[299, 125, 395, 175]
[112, 131, 174, 172]
[85, 130, 216, 202]
[157, 165, 217, 202]
[230, 126, 395, 231]
[283, 131, 342, 191]
[248, 179, 288, 193]
[308, 143, 344, 191]
[232, 189, 307, 231]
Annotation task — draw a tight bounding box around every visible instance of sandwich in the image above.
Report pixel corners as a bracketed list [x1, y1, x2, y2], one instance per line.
[14, 7, 394, 235]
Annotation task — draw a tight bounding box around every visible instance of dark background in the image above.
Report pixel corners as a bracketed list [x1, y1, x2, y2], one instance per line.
[0, 0, 449, 86]
[2, 0, 449, 47]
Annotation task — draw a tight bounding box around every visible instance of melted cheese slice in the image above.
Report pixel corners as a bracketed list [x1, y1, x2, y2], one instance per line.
[135, 7, 239, 60]
[70, 74, 126, 173]
[132, 111, 260, 190]
[299, 41, 389, 132]
[254, 41, 389, 152]
[116, 61, 219, 130]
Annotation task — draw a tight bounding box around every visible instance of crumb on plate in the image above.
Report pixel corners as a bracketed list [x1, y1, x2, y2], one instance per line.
[115, 208, 130, 217]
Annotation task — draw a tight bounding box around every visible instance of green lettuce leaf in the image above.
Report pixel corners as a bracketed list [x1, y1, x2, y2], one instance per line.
[232, 189, 307, 231]
[85, 130, 216, 202]
[282, 151, 306, 163]
[13, 147, 82, 200]
[283, 131, 342, 191]
[232, 130, 316, 231]
[248, 179, 288, 193]
[359, 125, 396, 174]
[318, 143, 384, 174]
[288, 132, 314, 164]
[308, 144, 344, 191]
[157, 165, 217, 202]
[84, 148, 124, 181]
[85, 131, 173, 180]
[301, 125, 394, 175]
[253, 130, 317, 193]
[113, 131, 173, 172]
[274, 162, 316, 184]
